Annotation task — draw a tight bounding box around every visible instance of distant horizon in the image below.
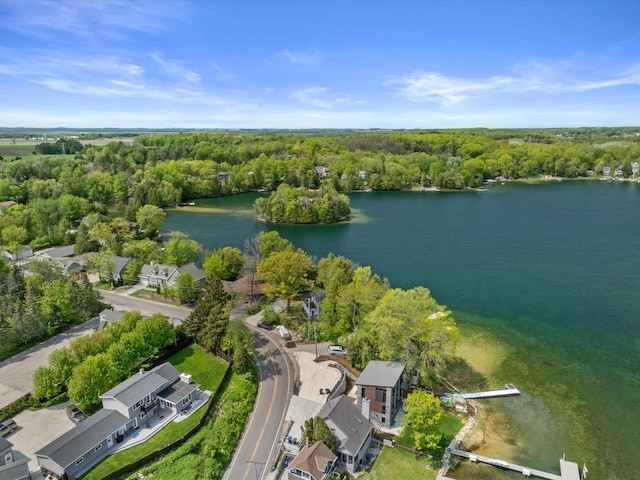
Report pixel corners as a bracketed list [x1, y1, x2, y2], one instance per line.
[1, 125, 640, 133]
[1, 0, 639, 128]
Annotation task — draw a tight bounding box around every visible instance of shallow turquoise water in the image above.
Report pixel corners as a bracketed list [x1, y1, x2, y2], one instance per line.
[165, 181, 640, 479]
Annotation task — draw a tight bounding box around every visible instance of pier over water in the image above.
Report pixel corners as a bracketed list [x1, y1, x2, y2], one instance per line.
[447, 448, 581, 480]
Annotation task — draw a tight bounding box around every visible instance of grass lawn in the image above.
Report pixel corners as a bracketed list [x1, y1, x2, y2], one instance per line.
[360, 446, 439, 480]
[396, 412, 464, 458]
[82, 345, 228, 480]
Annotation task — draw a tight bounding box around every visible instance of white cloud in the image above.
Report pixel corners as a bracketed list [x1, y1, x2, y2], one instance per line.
[290, 86, 353, 108]
[279, 50, 319, 65]
[1, 0, 187, 40]
[390, 62, 640, 105]
[150, 53, 201, 83]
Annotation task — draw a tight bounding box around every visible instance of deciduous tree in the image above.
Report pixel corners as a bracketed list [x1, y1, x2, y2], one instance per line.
[257, 248, 314, 308]
[402, 390, 443, 451]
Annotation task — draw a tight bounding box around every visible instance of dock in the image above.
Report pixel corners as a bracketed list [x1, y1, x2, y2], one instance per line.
[460, 383, 520, 399]
[449, 448, 581, 480]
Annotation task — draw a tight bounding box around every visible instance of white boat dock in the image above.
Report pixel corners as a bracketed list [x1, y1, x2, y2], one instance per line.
[449, 448, 581, 480]
[460, 383, 520, 399]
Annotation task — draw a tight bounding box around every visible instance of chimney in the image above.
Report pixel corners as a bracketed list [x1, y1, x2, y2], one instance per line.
[361, 397, 370, 420]
[180, 373, 192, 384]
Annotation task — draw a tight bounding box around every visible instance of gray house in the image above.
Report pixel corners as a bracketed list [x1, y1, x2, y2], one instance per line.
[0, 436, 30, 480]
[287, 441, 336, 480]
[317, 395, 372, 474]
[36, 363, 200, 479]
[36, 245, 76, 260]
[138, 262, 205, 288]
[97, 309, 126, 331]
[355, 361, 406, 428]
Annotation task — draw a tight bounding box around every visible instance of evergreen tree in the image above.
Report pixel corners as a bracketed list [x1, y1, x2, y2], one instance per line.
[182, 277, 231, 351]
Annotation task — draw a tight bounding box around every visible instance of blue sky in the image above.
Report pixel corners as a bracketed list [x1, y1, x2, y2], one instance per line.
[1, 0, 639, 128]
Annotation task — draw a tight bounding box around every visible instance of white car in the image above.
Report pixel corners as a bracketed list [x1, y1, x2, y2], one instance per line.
[328, 345, 347, 357]
[276, 325, 291, 339]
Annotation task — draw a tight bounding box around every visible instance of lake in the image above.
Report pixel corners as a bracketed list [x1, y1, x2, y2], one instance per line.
[164, 181, 640, 479]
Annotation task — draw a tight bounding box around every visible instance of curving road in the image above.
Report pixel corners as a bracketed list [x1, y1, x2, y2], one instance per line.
[223, 328, 294, 480]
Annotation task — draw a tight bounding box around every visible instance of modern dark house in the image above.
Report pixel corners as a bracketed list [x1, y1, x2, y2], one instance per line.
[355, 361, 406, 428]
[35, 363, 200, 479]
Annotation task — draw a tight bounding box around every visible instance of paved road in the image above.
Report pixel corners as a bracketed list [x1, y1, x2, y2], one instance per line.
[99, 290, 191, 323]
[224, 327, 294, 480]
[0, 318, 99, 409]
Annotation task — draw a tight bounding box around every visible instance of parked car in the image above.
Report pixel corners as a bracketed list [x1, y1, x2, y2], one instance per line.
[257, 320, 274, 330]
[276, 325, 291, 339]
[328, 345, 347, 357]
[0, 419, 17, 437]
[66, 404, 87, 424]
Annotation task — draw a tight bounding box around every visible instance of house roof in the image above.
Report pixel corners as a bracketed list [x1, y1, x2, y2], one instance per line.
[140, 262, 176, 278]
[156, 379, 200, 404]
[176, 262, 206, 280]
[288, 441, 336, 480]
[108, 255, 130, 275]
[43, 245, 76, 259]
[35, 408, 127, 469]
[100, 363, 179, 407]
[317, 395, 372, 457]
[355, 361, 405, 388]
[0, 435, 12, 453]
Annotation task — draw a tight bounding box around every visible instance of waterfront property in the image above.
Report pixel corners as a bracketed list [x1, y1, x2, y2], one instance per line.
[317, 395, 373, 474]
[355, 361, 406, 429]
[287, 441, 337, 480]
[35, 363, 200, 479]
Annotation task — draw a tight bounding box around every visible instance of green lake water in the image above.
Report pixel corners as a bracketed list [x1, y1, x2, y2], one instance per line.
[164, 181, 640, 479]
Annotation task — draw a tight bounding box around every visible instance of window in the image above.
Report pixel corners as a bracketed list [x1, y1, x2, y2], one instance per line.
[375, 388, 387, 403]
[94, 444, 102, 452]
[381, 416, 386, 424]
[361, 387, 365, 397]
[144, 395, 151, 404]
[133, 399, 144, 409]
[183, 396, 189, 405]
[381, 405, 386, 414]
[140, 411, 146, 418]
[75, 457, 84, 466]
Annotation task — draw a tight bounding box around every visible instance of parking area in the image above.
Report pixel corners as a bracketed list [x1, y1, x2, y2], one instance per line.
[7, 401, 76, 479]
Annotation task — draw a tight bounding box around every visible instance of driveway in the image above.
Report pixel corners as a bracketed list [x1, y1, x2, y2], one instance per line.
[0, 318, 99, 409]
[7, 401, 76, 479]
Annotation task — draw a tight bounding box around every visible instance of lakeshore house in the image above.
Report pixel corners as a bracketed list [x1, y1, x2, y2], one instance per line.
[287, 441, 337, 480]
[138, 261, 206, 289]
[0, 436, 30, 480]
[302, 290, 325, 320]
[35, 363, 200, 480]
[317, 395, 373, 474]
[314, 166, 330, 180]
[355, 361, 406, 429]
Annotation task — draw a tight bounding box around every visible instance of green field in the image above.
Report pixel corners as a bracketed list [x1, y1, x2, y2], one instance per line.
[361, 446, 439, 480]
[82, 345, 229, 480]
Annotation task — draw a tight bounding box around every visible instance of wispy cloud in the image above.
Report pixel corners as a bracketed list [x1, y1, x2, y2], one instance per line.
[1, 0, 187, 40]
[151, 53, 201, 83]
[279, 50, 320, 65]
[290, 86, 352, 108]
[390, 62, 640, 105]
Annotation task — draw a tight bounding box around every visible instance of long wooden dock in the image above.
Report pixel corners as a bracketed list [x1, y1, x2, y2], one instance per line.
[460, 383, 520, 399]
[448, 449, 580, 480]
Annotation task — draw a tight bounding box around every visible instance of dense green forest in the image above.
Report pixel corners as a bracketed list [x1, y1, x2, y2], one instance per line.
[0, 128, 639, 251]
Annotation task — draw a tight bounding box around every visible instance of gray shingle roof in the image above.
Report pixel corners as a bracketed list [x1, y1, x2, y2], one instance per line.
[140, 262, 175, 278]
[35, 409, 127, 469]
[176, 262, 206, 280]
[156, 379, 199, 404]
[108, 255, 130, 275]
[317, 395, 372, 457]
[355, 361, 405, 388]
[0, 435, 12, 453]
[100, 363, 179, 407]
[43, 245, 76, 258]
